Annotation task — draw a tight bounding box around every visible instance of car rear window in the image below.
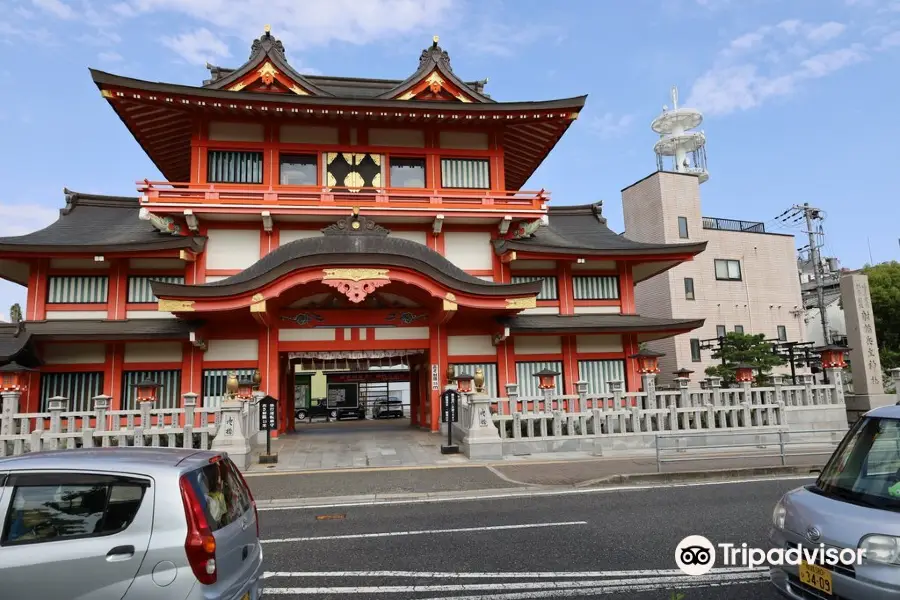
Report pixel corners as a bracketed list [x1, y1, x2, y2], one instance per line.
[185, 458, 252, 532]
[1, 475, 147, 546]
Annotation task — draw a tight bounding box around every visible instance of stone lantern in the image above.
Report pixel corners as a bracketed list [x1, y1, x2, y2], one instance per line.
[673, 368, 695, 381]
[818, 345, 850, 369]
[533, 368, 560, 390]
[0, 362, 34, 392]
[734, 363, 757, 383]
[134, 378, 162, 403]
[630, 349, 665, 374]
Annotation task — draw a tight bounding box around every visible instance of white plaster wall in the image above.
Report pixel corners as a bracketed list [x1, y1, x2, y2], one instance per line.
[448, 335, 496, 356]
[370, 128, 424, 147]
[49, 259, 109, 270]
[124, 342, 183, 363]
[279, 230, 324, 245]
[439, 131, 489, 149]
[280, 125, 339, 145]
[128, 258, 184, 270]
[125, 311, 176, 319]
[204, 275, 230, 283]
[576, 335, 624, 353]
[389, 230, 428, 245]
[279, 329, 337, 342]
[42, 343, 106, 364]
[443, 231, 493, 270]
[205, 229, 261, 270]
[204, 339, 258, 361]
[477, 275, 494, 282]
[521, 307, 560, 315]
[46, 311, 108, 320]
[208, 121, 264, 142]
[374, 327, 429, 340]
[515, 336, 562, 355]
[573, 306, 620, 314]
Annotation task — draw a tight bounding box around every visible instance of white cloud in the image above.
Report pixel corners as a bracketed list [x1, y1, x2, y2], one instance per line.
[161, 28, 230, 66]
[0, 203, 58, 237]
[464, 23, 563, 57]
[686, 20, 868, 116]
[589, 112, 634, 139]
[880, 30, 900, 48]
[31, 0, 76, 19]
[98, 50, 123, 62]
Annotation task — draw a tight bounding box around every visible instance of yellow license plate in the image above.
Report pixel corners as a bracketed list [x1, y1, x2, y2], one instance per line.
[799, 561, 833, 595]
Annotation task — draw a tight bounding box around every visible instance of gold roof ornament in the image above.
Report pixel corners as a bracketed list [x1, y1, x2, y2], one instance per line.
[264, 24, 271, 33]
[433, 35, 439, 44]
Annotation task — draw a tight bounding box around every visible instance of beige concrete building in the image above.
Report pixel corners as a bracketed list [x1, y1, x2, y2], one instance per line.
[622, 171, 805, 383]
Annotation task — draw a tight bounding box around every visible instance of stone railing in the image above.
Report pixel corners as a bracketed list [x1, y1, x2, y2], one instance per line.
[452, 370, 861, 459]
[0, 391, 265, 468]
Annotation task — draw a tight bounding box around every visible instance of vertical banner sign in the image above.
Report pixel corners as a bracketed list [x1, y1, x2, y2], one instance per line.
[258, 396, 279, 458]
[431, 364, 440, 391]
[440, 388, 460, 454]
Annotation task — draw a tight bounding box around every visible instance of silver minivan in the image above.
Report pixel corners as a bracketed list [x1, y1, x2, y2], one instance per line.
[0, 448, 264, 600]
[770, 404, 900, 599]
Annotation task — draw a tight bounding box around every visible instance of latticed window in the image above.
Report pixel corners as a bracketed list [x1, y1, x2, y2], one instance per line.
[47, 276, 109, 304]
[450, 362, 498, 398]
[207, 150, 263, 184]
[577, 360, 626, 394]
[515, 361, 563, 397]
[121, 370, 182, 409]
[573, 276, 619, 300]
[510, 276, 558, 301]
[441, 158, 490, 189]
[40, 372, 104, 412]
[201, 368, 257, 408]
[127, 276, 185, 303]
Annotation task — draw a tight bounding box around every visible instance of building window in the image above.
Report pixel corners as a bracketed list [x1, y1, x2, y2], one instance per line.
[690, 339, 701, 362]
[280, 154, 318, 185]
[207, 150, 263, 184]
[734, 325, 744, 334]
[515, 361, 563, 397]
[127, 276, 185, 304]
[511, 276, 558, 300]
[573, 276, 619, 300]
[450, 363, 498, 397]
[389, 157, 426, 188]
[47, 276, 108, 304]
[202, 368, 258, 409]
[684, 277, 695, 300]
[678, 216, 689, 239]
[121, 370, 182, 410]
[777, 325, 787, 341]
[40, 371, 104, 413]
[716, 325, 726, 339]
[441, 158, 490, 189]
[578, 360, 625, 394]
[714, 259, 742, 281]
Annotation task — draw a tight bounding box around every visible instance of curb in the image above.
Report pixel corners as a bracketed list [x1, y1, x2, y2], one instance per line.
[254, 465, 820, 509]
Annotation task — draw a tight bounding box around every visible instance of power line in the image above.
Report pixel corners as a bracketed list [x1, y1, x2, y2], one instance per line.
[793, 202, 830, 345]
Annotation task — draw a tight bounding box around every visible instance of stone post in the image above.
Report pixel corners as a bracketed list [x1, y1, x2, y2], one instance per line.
[891, 368, 900, 405]
[211, 397, 252, 469]
[770, 375, 784, 406]
[675, 377, 690, 408]
[641, 372, 657, 409]
[841, 273, 893, 418]
[91, 394, 111, 448]
[182, 392, 198, 449]
[797, 373, 814, 406]
[1, 390, 21, 438]
[505, 383, 519, 416]
[540, 388, 552, 437]
[47, 395, 68, 451]
[462, 390, 502, 459]
[576, 380, 588, 413]
[826, 368, 846, 405]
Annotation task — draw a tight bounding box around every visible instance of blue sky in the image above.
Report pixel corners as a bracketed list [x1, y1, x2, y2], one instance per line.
[1, 0, 898, 313]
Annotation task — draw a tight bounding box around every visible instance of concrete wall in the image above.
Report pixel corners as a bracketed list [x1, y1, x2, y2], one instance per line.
[622, 172, 805, 383]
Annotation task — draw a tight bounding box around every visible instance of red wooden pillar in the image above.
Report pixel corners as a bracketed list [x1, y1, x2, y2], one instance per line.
[257, 327, 281, 436]
[107, 260, 127, 320]
[105, 342, 124, 410]
[27, 258, 48, 321]
[559, 261, 575, 315]
[562, 335, 579, 396]
[623, 334, 640, 393]
[427, 325, 444, 432]
[496, 340, 510, 409]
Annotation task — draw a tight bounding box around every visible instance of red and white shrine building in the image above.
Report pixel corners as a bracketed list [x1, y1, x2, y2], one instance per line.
[0, 30, 707, 435]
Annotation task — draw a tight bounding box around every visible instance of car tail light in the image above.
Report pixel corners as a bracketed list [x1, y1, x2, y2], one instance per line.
[179, 475, 217, 585]
[230, 462, 260, 538]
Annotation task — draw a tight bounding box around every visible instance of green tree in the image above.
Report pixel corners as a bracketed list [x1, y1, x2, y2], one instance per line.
[704, 332, 785, 387]
[8, 303, 21, 323]
[863, 261, 900, 371]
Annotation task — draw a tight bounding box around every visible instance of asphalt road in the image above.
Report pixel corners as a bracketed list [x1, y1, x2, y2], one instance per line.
[255, 476, 809, 598]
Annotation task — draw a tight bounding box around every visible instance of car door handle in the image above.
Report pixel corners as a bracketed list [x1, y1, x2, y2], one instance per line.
[107, 545, 135, 561]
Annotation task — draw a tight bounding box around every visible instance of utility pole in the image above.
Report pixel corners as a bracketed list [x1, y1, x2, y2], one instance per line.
[794, 203, 829, 345]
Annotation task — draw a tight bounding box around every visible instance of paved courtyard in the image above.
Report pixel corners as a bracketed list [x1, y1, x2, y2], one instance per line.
[253, 418, 469, 471]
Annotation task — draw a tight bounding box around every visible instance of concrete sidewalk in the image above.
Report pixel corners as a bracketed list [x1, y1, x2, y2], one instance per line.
[243, 447, 831, 503]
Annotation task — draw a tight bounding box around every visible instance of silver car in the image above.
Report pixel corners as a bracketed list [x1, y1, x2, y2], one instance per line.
[0, 448, 264, 600]
[770, 404, 900, 599]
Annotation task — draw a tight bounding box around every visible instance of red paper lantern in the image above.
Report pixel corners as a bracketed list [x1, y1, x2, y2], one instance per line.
[818, 345, 849, 369]
[134, 378, 162, 403]
[734, 364, 756, 383]
[237, 376, 255, 400]
[455, 372, 474, 394]
[533, 368, 560, 390]
[629, 349, 666, 374]
[0, 362, 33, 392]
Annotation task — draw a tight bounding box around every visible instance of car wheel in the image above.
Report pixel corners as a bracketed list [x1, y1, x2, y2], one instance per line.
[296, 410, 308, 420]
[329, 409, 338, 419]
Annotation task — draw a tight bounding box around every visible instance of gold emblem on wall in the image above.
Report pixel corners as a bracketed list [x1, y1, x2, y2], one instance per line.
[258, 62, 279, 85]
[158, 299, 195, 312]
[322, 268, 390, 282]
[425, 71, 445, 94]
[506, 296, 537, 309]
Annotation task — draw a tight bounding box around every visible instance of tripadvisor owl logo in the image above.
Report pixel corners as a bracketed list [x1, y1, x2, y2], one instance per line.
[675, 535, 716, 576]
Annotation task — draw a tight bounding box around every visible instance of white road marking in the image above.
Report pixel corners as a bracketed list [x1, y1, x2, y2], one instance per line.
[258, 475, 814, 511]
[261, 570, 768, 594]
[262, 521, 587, 543]
[262, 567, 767, 579]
